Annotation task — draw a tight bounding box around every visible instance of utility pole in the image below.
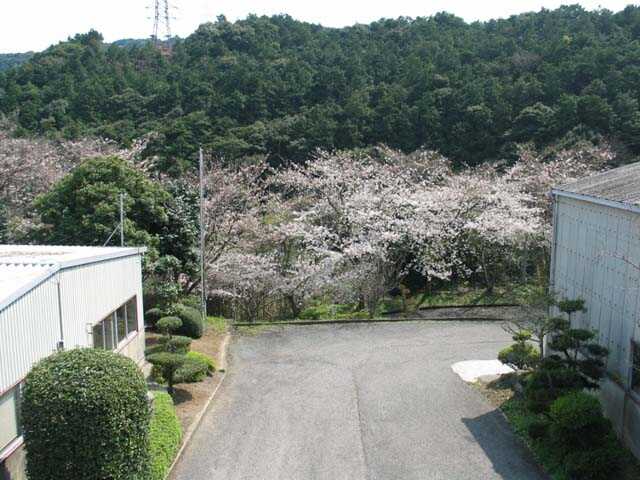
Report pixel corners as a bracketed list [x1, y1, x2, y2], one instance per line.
[120, 192, 125, 247]
[199, 147, 207, 326]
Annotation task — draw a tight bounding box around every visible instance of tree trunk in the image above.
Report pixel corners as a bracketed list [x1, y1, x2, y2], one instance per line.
[287, 295, 300, 318]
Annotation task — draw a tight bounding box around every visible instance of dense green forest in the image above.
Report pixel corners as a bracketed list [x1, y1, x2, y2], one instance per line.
[1, 5, 640, 172]
[0, 52, 33, 71]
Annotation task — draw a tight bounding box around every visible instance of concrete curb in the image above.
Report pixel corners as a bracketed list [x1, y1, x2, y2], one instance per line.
[233, 316, 505, 327]
[385, 303, 521, 314]
[165, 331, 231, 479]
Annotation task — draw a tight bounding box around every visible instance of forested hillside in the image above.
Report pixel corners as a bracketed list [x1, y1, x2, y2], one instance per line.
[1, 5, 640, 172]
[0, 52, 33, 71]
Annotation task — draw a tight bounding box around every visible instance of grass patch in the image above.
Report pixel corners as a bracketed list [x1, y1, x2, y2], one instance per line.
[206, 315, 229, 333]
[148, 392, 182, 480]
[299, 303, 369, 320]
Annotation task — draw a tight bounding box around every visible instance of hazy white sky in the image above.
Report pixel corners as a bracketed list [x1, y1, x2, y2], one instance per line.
[1, 1, 637, 54]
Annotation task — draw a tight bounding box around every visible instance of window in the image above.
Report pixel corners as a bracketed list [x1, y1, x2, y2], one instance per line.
[103, 315, 115, 350]
[116, 306, 126, 343]
[91, 296, 138, 350]
[92, 323, 105, 349]
[632, 341, 640, 392]
[0, 385, 21, 453]
[125, 297, 138, 335]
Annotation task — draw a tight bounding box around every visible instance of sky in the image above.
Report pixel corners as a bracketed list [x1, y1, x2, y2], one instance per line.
[0, 0, 638, 54]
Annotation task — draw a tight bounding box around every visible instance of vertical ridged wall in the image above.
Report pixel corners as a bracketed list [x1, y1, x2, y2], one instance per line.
[552, 195, 640, 380]
[0, 255, 144, 394]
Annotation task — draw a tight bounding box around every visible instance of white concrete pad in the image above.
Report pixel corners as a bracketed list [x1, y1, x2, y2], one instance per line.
[451, 359, 514, 383]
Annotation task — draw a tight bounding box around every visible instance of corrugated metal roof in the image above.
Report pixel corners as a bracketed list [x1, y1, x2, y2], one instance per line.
[554, 162, 640, 206]
[0, 245, 146, 312]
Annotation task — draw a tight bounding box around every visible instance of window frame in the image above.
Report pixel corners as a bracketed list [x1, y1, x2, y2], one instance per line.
[91, 295, 139, 351]
[0, 383, 22, 456]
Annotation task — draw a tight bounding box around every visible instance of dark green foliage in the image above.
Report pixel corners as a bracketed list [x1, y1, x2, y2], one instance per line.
[0, 52, 33, 71]
[557, 298, 586, 316]
[174, 355, 209, 384]
[172, 304, 203, 339]
[157, 316, 182, 335]
[498, 332, 540, 371]
[30, 156, 199, 303]
[159, 335, 192, 354]
[563, 444, 623, 480]
[21, 349, 150, 480]
[526, 419, 548, 440]
[549, 392, 622, 479]
[147, 352, 187, 394]
[145, 307, 164, 326]
[524, 356, 585, 413]
[33, 156, 170, 250]
[547, 317, 609, 389]
[148, 392, 182, 480]
[3, 7, 640, 170]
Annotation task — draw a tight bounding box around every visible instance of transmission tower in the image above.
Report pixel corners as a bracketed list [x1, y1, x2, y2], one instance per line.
[151, 0, 173, 44]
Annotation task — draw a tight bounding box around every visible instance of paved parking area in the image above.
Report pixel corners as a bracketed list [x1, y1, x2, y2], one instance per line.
[170, 321, 547, 480]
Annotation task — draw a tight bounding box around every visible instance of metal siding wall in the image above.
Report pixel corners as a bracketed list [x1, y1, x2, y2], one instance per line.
[0, 254, 144, 395]
[0, 279, 60, 393]
[58, 256, 143, 348]
[552, 196, 640, 380]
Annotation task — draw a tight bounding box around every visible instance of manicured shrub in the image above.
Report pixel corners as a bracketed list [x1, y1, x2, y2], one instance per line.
[145, 307, 164, 327]
[21, 349, 150, 480]
[186, 350, 216, 374]
[148, 392, 182, 480]
[549, 392, 610, 452]
[147, 352, 187, 394]
[498, 332, 539, 371]
[159, 334, 192, 354]
[563, 443, 623, 480]
[549, 392, 622, 479]
[524, 356, 584, 413]
[157, 316, 182, 334]
[174, 356, 209, 384]
[172, 304, 203, 339]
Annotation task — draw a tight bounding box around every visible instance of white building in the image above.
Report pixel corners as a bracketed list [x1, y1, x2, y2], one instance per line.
[0, 245, 146, 480]
[550, 162, 640, 459]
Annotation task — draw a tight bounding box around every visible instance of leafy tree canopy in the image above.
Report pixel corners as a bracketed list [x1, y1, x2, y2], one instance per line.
[2, 6, 640, 171]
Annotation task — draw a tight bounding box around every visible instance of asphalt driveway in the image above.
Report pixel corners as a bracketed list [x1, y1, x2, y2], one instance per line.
[170, 321, 547, 480]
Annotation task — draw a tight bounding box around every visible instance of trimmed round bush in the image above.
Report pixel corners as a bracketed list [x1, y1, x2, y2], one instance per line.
[157, 316, 182, 334]
[549, 392, 611, 451]
[563, 442, 623, 480]
[159, 334, 192, 353]
[524, 359, 584, 413]
[147, 352, 186, 394]
[21, 349, 150, 480]
[498, 343, 539, 370]
[145, 307, 164, 327]
[174, 356, 209, 384]
[173, 304, 203, 339]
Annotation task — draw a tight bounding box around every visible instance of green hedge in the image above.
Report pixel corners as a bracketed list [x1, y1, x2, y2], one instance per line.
[173, 304, 203, 339]
[22, 349, 150, 480]
[148, 392, 182, 480]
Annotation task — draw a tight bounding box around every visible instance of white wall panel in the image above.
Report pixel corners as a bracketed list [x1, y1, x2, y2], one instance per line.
[0, 279, 59, 393]
[57, 255, 143, 348]
[0, 254, 144, 394]
[552, 195, 640, 380]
